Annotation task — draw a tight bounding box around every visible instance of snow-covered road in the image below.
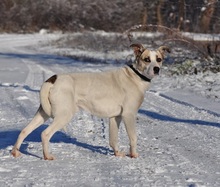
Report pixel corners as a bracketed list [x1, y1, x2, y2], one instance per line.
[0, 34, 219, 187]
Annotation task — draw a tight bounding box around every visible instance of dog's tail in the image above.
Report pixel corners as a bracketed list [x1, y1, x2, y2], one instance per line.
[40, 75, 57, 116]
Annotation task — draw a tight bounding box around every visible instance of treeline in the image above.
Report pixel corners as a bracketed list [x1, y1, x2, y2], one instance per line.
[0, 0, 220, 33]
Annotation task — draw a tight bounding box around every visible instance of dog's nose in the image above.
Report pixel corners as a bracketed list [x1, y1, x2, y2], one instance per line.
[153, 67, 160, 74]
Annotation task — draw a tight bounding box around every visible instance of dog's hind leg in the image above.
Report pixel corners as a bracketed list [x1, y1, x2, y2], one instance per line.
[41, 112, 73, 160]
[11, 106, 49, 157]
[109, 116, 125, 157]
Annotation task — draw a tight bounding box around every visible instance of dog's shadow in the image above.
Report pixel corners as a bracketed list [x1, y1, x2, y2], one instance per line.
[0, 125, 113, 159]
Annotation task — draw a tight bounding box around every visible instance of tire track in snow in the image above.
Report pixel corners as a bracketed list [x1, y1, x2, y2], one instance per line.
[158, 91, 220, 118]
[0, 60, 54, 122]
[10, 55, 66, 120]
[137, 91, 220, 186]
[0, 34, 57, 124]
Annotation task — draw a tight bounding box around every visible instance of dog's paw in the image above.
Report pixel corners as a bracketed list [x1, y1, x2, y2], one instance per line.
[114, 151, 126, 157]
[11, 148, 21, 158]
[129, 152, 139, 158]
[44, 154, 56, 160]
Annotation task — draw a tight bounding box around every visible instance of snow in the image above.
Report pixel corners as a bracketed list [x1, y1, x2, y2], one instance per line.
[182, 32, 220, 41]
[0, 33, 220, 187]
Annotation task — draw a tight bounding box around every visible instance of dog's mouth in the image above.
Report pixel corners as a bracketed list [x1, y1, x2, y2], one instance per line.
[142, 66, 161, 80]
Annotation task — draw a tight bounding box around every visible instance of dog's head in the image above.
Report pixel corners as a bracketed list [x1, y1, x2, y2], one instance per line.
[130, 44, 170, 79]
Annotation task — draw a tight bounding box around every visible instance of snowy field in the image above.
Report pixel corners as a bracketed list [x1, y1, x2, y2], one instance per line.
[0, 33, 220, 187]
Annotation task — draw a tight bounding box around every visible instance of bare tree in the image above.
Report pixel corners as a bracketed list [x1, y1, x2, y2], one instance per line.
[0, 0, 220, 33]
[142, 0, 148, 25]
[177, 0, 185, 31]
[200, 0, 217, 33]
[157, 0, 164, 28]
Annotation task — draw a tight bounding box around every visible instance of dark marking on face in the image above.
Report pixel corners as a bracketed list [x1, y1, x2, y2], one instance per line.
[156, 55, 162, 62]
[45, 75, 57, 84]
[144, 57, 151, 63]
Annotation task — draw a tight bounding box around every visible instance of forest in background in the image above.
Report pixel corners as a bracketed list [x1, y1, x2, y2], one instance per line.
[0, 0, 220, 33]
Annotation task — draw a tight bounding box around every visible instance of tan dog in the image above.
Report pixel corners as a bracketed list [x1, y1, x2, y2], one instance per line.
[11, 44, 170, 160]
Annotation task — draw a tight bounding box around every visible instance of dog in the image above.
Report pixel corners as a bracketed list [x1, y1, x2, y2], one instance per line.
[11, 44, 170, 160]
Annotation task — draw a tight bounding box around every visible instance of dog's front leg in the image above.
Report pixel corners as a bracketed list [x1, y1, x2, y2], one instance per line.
[109, 116, 125, 157]
[123, 114, 138, 158]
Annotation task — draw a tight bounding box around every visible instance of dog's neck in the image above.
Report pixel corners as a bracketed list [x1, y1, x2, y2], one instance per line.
[128, 64, 151, 82]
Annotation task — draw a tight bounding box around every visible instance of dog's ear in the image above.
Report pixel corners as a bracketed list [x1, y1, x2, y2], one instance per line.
[130, 44, 145, 56]
[158, 46, 171, 56]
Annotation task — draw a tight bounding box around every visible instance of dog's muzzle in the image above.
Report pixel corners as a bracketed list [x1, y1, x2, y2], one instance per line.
[153, 67, 160, 75]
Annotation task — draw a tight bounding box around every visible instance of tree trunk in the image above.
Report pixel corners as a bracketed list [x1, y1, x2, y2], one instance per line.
[177, 0, 185, 31]
[142, 7, 147, 25]
[157, 0, 164, 26]
[200, 0, 217, 33]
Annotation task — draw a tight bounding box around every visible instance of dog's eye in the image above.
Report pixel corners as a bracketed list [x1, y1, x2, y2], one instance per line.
[157, 58, 162, 62]
[144, 57, 151, 62]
